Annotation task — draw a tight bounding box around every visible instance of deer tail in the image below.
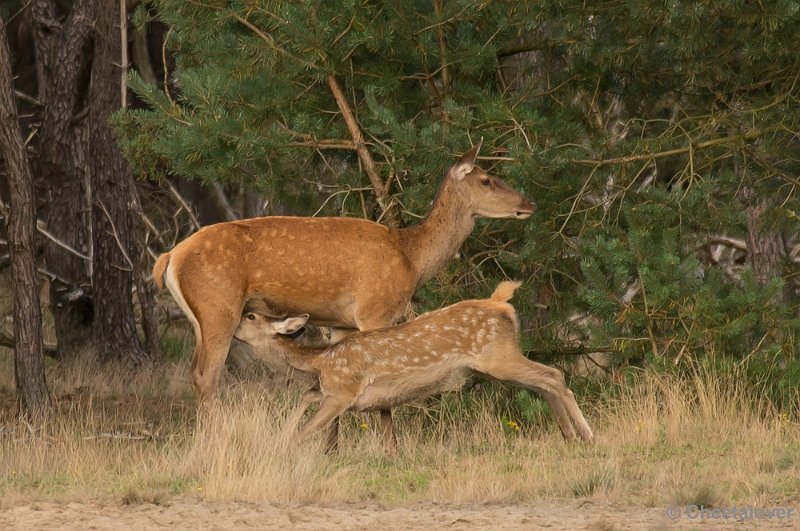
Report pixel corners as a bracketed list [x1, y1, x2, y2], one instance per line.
[490, 280, 522, 302]
[152, 252, 171, 290]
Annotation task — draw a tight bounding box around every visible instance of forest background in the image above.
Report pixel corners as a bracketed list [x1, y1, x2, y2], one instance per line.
[1, 0, 799, 420]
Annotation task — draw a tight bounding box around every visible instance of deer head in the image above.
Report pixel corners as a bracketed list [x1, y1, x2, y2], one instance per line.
[447, 139, 536, 220]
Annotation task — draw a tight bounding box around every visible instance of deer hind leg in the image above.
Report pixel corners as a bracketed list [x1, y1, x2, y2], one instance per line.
[191, 299, 245, 401]
[297, 395, 352, 451]
[193, 331, 236, 400]
[287, 389, 322, 428]
[291, 389, 340, 452]
[283, 389, 345, 451]
[164, 258, 246, 401]
[477, 353, 593, 441]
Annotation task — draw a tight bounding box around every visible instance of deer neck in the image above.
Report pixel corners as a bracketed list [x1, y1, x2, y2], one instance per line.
[398, 178, 475, 285]
[277, 337, 323, 374]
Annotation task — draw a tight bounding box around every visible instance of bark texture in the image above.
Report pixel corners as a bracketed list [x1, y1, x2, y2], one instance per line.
[89, 0, 153, 364]
[29, 0, 96, 360]
[0, 18, 51, 418]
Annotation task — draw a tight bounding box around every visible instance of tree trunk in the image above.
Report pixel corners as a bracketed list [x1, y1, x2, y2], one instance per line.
[745, 200, 785, 281]
[28, 0, 56, 101]
[88, 0, 153, 364]
[29, 0, 96, 360]
[743, 190, 788, 299]
[0, 18, 51, 419]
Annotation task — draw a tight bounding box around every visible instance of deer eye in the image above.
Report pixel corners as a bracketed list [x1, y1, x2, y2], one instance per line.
[481, 178, 491, 186]
[246, 313, 256, 321]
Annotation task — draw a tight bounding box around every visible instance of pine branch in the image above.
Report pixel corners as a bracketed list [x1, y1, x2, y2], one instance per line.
[497, 41, 548, 58]
[525, 345, 616, 357]
[231, 12, 322, 71]
[432, 0, 450, 94]
[571, 128, 774, 167]
[288, 139, 356, 150]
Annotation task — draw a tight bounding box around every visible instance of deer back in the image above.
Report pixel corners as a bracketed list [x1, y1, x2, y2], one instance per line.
[167, 216, 417, 328]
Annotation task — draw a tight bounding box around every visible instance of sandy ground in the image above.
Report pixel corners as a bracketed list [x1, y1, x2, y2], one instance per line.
[2, 500, 798, 530]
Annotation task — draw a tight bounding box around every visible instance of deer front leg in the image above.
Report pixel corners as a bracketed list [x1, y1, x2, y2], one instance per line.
[379, 409, 397, 450]
[352, 311, 407, 452]
[326, 416, 340, 453]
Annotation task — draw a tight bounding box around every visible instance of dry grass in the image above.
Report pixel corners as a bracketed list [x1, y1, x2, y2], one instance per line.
[1, 350, 798, 510]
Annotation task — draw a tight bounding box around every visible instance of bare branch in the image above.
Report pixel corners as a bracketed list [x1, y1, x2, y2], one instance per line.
[327, 74, 399, 225]
[311, 185, 372, 217]
[130, 23, 157, 85]
[162, 28, 174, 105]
[705, 235, 747, 251]
[14, 90, 42, 107]
[165, 180, 201, 231]
[95, 200, 134, 271]
[0, 327, 58, 357]
[327, 75, 386, 198]
[209, 182, 239, 221]
[37, 266, 76, 286]
[36, 220, 92, 262]
[525, 345, 617, 357]
[141, 212, 168, 248]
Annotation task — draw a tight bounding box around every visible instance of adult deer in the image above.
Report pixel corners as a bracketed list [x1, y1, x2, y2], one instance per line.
[153, 141, 534, 404]
[234, 281, 594, 449]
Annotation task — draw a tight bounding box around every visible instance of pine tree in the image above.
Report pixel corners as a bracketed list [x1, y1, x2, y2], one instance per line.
[118, 1, 800, 389]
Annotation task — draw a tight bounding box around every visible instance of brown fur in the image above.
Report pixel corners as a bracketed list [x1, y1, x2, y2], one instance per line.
[235, 281, 594, 450]
[152, 253, 169, 290]
[153, 142, 535, 403]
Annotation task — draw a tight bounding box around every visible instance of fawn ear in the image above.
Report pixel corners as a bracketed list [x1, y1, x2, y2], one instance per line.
[449, 138, 483, 181]
[274, 314, 309, 335]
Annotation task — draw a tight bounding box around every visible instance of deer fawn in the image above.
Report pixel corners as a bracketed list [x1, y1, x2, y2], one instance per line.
[233, 281, 594, 450]
[153, 141, 534, 407]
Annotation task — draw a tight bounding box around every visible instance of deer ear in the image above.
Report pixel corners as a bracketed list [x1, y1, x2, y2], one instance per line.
[450, 138, 483, 181]
[274, 314, 309, 335]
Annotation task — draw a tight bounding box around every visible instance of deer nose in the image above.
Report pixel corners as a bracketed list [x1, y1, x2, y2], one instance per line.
[515, 198, 536, 219]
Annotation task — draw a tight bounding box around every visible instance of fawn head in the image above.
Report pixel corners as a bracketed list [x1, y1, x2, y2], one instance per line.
[234, 312, 310, 346]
